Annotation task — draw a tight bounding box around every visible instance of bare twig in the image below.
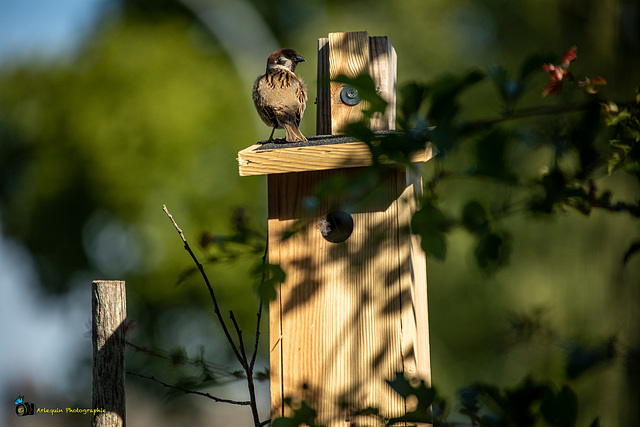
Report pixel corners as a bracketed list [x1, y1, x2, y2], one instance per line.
[250, 303, 263, 370]
[250, 241, 268, 371]
[125, 340, 243, 383]
[243, 240, 270, 426]
[461, 99, 637, 134]
[162, 204, 265, 427]
[230, 308, 262, 425]
[127, 371, 250, 405]
[230, 310, 248, 369]
[461, 102, 590, 133]
[162, 205, 243, 366]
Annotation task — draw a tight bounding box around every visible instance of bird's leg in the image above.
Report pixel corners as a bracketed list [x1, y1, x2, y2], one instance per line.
[267, 127, 276, 142]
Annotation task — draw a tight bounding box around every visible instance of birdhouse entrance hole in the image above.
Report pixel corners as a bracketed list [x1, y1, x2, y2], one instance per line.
[319, 211, 354, 243]
[238, 31, 435, 426]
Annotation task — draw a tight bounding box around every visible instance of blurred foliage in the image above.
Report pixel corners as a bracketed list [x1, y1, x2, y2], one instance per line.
[274, 335, 618, 426]
[273, 44, 639, 425]
[339, 53, 638, 273]
[1, 0, 639, 425]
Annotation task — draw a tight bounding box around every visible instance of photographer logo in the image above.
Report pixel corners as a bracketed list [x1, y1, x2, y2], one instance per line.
[13, 395, 106, 417]
[14, 395, 36, 417]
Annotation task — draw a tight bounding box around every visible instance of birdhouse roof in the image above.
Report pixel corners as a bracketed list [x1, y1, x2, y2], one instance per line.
[237, 132, 435, 177]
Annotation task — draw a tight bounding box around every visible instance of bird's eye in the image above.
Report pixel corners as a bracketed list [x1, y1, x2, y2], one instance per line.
[278, 57, 287, 65]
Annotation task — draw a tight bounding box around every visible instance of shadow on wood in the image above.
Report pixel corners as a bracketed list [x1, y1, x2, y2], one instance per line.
[239, 31, 433, 426]
[267, 165, 430, 425]
[92, 280, 127, 427]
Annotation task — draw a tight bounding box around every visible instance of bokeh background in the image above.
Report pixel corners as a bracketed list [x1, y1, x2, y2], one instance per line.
[1, 0, 638, 425]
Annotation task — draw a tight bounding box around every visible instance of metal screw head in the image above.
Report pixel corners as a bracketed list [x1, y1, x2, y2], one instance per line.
[340, 85, 361, 105]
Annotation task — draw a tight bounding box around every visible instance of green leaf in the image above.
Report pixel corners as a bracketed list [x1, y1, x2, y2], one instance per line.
[386, 373, 437, 425]
[540, 386, 578, 427]
[272, 400, 320, 427]
[428, 69, 484, 124]
[461, 200, 489, 234]
[608, 150, 624, 175]
[169, 346, 188, 366]
[411, 199, 452, 260]
[474, 231, 512, 271]
[572, 100, 603, 179]
[565, 338, 616, 379]
[472, 128, 518, 183]
[530, 168, 568, 214]
[623, 241, 640, 266]
[376, 131, 428, 165]
[399, 82, 430, 129]
[469, 376, 548, 427]
[256, 263, 286, 302]
[343, 121, 375, 144]
[488, 65, 522, 105]
[567, 196, 591, 215]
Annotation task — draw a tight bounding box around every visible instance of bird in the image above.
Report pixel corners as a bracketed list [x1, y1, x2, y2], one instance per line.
[252, 48, 308, 143]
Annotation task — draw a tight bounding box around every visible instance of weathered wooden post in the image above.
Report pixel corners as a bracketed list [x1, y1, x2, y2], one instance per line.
[238, 31, 434, 426]
[92, 280, 127, 427]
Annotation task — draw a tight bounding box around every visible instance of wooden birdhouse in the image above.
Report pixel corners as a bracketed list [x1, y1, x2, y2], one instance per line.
[238, 31, 435, 426]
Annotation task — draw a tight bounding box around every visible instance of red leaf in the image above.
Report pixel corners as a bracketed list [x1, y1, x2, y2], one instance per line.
[543, 80, 564, 97]
[562, 46, 577, 66]
[542, 63, 554, 73]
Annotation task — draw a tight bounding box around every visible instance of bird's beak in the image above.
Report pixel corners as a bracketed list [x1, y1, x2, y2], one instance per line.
[296, 55, 306, 63]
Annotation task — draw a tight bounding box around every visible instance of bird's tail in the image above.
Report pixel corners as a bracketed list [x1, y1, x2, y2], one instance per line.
[284, 123, 308, 142]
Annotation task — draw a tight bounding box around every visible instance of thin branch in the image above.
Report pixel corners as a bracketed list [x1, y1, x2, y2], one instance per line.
[242, 241, 271, 426]
[162, 205, 244, 366]
[250, 240, 268, 371]
[461, 102, 590, 133]
[163, 204, 266, 427]
[230, 307, 262, 425]
[127, 371, 250, 406]
[461, 99, 638, 134]
[125, 340, 243, 383]
[230, 310, 248, 369]
[250, 303, 263, 370]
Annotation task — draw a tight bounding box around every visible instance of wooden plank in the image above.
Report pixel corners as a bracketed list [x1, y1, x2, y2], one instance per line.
[369, 36, 397, 131]
[263, 32, 433, 426]
[238, 140, 435, 176]
[406, 165, 431, 385]
[397, 165, 432, 427]
[268, 177, 285, 421]
[397, 164, 432, 384]
[316, 37, 330, 135]
[329, 31, 370, 134]
[268, 168, 410, 425]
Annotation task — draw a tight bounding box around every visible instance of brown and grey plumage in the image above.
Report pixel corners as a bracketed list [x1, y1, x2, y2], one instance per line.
[252, 48, 308, 143]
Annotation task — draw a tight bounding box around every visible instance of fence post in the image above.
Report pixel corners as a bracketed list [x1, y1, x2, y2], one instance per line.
[92, 280, 127, 427]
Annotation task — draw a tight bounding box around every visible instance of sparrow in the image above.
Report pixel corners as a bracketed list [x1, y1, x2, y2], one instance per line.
[252, 48, 308, 143]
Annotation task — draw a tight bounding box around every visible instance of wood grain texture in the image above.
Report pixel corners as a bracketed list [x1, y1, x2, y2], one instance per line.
[260, 32, 432, 426]
[316, 37, 331, 135]
[268, 182, 285, 420]
[268, 167, 430, 426]
[329, 31, 370, 134]
[405, 166, 431, 384]
[397, 165, 432, 393]
[369, 36, 397, 131]
[92, 280, 127, 427]
[238, 140, 435, 176]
